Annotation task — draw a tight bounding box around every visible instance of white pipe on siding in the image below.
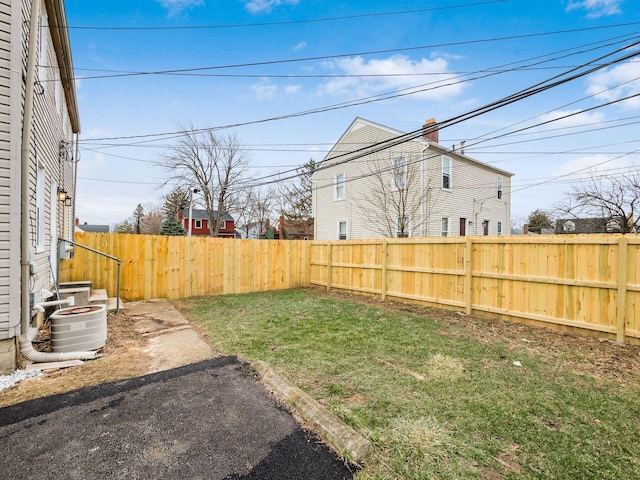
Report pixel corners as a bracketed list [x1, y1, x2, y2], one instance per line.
[18, 334, 105, 363]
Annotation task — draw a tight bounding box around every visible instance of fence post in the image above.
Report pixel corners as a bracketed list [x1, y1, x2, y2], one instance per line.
[381, 240, 388, 300]
[616, 237, 628, 344]
[465, 237, 473, 315]
[327, 242, 333, 291]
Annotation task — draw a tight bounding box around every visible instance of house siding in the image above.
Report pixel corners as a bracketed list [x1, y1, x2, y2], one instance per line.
[313, 118, 512, 240]
[0, 0, 21, 341]
[0, 0, 78, 369]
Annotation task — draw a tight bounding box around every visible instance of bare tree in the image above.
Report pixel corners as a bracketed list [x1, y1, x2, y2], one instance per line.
[157, 127, 250, 237]
[140, 205, 164, 235]
[234, 187, 275, 238]
[356, 152, 436, 238]
[557, 172, 640, 233]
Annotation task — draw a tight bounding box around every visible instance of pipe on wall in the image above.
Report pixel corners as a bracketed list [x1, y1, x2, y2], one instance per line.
[20, 0, 41, 335]
[18, 334, 105, 363]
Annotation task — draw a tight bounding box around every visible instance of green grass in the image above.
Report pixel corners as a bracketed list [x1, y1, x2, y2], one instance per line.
[175, 288, 640, 479]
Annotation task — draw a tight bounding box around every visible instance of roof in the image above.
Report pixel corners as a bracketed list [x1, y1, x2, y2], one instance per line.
[180, 208, 234, 222]
[45, 0, 80, 133]
[316, 116, 514, 178]
[76, 224, 109, 233]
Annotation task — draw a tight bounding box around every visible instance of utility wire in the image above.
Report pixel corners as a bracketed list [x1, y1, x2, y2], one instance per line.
[57, 1, 509, 30]
[66, 24, 640, 82]
[78, 32, 640, 144]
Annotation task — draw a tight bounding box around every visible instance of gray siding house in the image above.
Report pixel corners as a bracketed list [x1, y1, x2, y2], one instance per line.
[0, 0, 80, 372]
[312, 118, 513, 240]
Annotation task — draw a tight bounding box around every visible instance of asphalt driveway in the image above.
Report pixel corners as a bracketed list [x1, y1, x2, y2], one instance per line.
[0, 357, 355, 479]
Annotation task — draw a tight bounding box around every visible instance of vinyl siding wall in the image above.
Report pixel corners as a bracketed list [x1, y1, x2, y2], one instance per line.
[0, 0, 74, 342]
[29, 0, 75, 310]
[313, 119, 512, 240]
[0, 0, 21, 340]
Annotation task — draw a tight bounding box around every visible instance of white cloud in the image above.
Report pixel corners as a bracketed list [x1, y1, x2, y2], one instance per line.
[292, 41, 307, 52]
[553, 153, 632, 178]
[157, 0, 204, 16]
[586, 60, 640, 110]
[244, 0, 299, 14]
[566, 0, 622, 18]
[318, 54, 466, 101]
[251, 81, 277, 99]
[284, 84, 301, 94]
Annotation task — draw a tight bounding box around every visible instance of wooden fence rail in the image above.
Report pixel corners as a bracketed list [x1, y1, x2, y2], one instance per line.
[309, 235, 640, 344]
[61, 232, 640, 343]
[59, 232, 310, 301]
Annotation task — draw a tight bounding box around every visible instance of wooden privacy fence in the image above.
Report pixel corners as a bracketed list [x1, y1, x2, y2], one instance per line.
[59, 232, 310, 302]
[309, 236, 640, 343]
[61, 232, 640, 343]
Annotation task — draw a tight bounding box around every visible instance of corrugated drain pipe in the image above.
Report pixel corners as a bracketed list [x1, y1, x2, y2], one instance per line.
[18, 334, 105, 362]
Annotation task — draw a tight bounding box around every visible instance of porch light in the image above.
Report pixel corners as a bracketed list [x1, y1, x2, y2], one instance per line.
[64, 195, 72, 207]
[57, 188, 68, 202]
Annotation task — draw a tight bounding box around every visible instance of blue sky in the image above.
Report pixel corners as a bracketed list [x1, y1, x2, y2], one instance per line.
[65, 0, 640, 228]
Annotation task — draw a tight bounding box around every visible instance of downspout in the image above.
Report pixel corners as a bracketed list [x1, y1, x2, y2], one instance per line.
[72, 132, 79, 236]
[20, 0, 41, 335]
[421, 144, 428, 237]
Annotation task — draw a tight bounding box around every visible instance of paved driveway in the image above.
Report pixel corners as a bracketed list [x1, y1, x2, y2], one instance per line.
[0, 357, 355, 480]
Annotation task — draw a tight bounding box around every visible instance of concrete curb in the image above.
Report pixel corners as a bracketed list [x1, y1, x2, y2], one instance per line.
[252, 360, 373, 463]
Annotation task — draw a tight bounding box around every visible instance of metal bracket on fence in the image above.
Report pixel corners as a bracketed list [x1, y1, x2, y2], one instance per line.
[57, 237, 122, 314]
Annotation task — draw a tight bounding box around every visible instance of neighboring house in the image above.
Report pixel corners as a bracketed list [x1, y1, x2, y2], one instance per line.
[555, 217, 629, 235]
[0, 0, 80, 373]
[76, 221, 109, 233]
[177, 208, 236, 238]
[312, 118, 513, 240]
[240, 221, 262, 239]
[259, 217, 314, 240]
[283, 218, 314, 240]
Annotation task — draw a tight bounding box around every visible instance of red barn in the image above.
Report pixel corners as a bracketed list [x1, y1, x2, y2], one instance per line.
[178, 208, 237, 238]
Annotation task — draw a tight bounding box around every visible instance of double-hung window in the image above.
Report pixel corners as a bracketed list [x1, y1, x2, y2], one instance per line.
[392, 154, 408, 190]
[497, 221, 503, 236]
[441, 217, 450, 237]
[334, 173, 345, 200]
[397, 216, 409, 238]
[442, 156, 452, 190]
[338, 221, 347, 240]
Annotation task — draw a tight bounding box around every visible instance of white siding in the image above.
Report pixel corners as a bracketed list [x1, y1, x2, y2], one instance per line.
[313, 118, 513, 240]
[0, 0, 77, 342]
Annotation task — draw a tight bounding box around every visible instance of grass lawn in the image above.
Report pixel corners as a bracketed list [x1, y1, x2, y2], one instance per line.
[175, 288, 640, 479]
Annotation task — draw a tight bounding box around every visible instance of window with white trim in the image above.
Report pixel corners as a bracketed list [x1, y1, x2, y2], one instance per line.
[334, 173, 345, 200]
[338, 221, 347, 240]
[392, 154, 408, 190]
[441, 217, 449, 237]
[36, 163, 45, 251]
[442, 156, 451, 190]
[497, 221, 503, 236]
[195, 220, 202, 229]
[497, 175, 503, 200]
[397, 216, 409, 238]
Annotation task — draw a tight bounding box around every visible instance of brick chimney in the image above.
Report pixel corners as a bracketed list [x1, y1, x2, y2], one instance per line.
[523, 224, 529, 235]
[422, 118, 438, 143]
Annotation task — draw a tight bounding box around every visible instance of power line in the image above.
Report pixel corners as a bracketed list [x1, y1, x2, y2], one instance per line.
[67, 24, 640, 82]
[58, 1, 509, 31]
[78, 33, 640, 145]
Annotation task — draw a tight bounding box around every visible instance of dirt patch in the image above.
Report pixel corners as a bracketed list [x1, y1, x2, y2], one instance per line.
[314, 288, 640, 385]
[0, 311, 151, 408]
